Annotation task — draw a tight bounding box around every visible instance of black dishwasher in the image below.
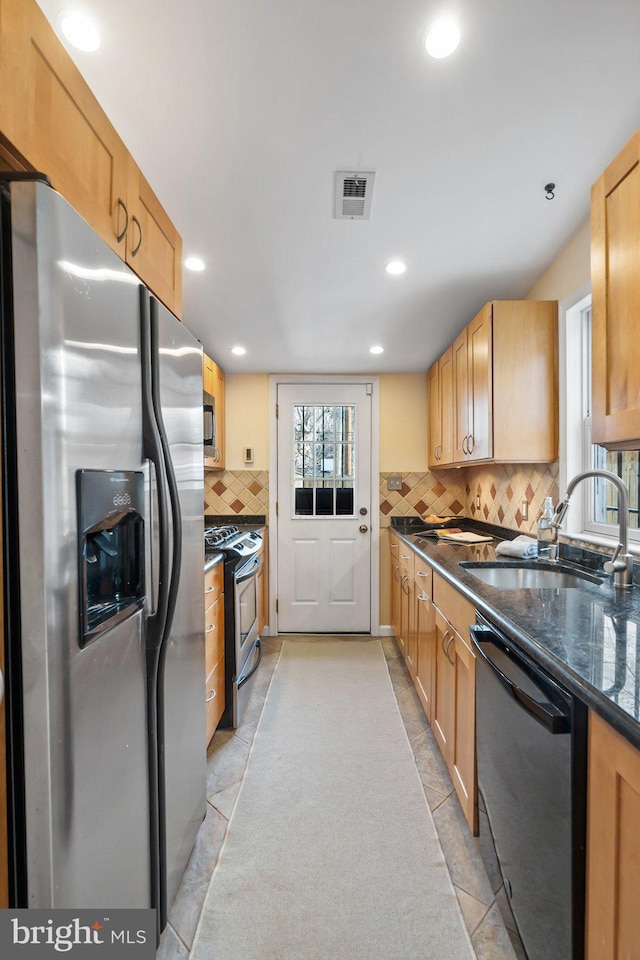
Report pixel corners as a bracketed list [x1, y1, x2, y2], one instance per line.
[470, 612, 587, 960]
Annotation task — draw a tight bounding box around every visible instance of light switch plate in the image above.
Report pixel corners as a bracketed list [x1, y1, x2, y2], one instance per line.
[387, 475, 402, 491]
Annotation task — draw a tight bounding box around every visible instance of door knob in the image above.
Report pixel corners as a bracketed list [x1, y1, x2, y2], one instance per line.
[359, 524, 368, 533]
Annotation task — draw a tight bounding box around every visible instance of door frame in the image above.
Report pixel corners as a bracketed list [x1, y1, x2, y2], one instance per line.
[269, 375, 380, 636]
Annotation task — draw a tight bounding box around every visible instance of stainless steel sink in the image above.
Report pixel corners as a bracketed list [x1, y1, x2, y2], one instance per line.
[459, 562, 604, 590]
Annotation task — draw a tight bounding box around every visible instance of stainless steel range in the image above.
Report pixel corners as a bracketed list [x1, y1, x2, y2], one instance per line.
[204, 523, 263, 728]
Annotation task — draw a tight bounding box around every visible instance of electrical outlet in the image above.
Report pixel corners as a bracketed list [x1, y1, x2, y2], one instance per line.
[387, 475, 402, 491]
[521, 499, 529, 521]
[476, 494, 481, 509]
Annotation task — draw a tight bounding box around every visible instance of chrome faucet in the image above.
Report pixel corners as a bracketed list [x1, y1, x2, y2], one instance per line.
[552, 469, 634, 589]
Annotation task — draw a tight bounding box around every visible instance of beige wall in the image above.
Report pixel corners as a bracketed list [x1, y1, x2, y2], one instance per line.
[527, 218, 590, 301]
[224, 373, 270, 470]
[379, 374, 429, 471]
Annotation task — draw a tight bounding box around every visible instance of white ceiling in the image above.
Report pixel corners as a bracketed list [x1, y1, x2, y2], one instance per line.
[36, 0, 640, 373]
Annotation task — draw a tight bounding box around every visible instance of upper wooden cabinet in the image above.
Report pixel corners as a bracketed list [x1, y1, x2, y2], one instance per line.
[429, 300, 558, 467]
[453, 304, 493, 463]
[427, 347, 454, 468]
[203, 352, 225, 470]
[0, 0, 182, 317]
[591, 129, 640, 448]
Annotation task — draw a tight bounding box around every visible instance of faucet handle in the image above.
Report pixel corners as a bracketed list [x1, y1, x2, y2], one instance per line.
[604, 543, 624, 573]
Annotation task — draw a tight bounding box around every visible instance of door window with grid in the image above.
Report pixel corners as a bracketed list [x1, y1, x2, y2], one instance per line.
[293, 404, 355, 516]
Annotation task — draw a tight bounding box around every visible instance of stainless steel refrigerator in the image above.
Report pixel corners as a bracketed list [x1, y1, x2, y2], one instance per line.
[0, 176, 206, 935]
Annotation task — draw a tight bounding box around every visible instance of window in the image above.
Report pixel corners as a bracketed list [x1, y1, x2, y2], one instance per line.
[292, 404, 355, 516]
[577, 299, 640, 543]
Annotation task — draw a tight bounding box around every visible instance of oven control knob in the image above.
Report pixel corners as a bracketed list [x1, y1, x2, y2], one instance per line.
[359, 524, 368, 533]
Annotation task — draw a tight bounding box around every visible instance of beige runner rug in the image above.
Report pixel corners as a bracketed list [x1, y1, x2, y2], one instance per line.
[191, 639, 475, 960]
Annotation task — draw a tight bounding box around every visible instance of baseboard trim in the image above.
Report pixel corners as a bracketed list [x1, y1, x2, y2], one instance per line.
[377, 625, 394, 637]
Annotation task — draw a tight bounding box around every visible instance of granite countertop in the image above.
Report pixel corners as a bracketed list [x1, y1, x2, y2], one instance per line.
[391, 517, 640, 750]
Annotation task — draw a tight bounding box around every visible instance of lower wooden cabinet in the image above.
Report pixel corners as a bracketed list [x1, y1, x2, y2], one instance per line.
[390, 536, 478, 834]
[204, 563, 225, 743]
[257, 537, 268, 635]
[586, 710, 640, 960]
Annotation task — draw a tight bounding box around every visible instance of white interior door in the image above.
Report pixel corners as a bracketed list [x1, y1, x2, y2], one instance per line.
[277, 383, 372, 633]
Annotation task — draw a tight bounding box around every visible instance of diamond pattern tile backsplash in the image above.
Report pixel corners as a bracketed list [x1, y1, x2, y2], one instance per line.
[379, 462, 559, 533]
[204, 470, 269, 518]
[205, 462, 559, 535]
[379, 469, 468, 527]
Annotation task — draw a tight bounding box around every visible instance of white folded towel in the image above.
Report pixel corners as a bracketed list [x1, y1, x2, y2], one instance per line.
[495, 535, 538, 559]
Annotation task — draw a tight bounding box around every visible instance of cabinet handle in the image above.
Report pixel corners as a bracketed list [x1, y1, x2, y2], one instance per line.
[438, 443, 442, 460]
[205, 585, 215, 594]
[462, 435, 469, 455]
[131, 215, 143, 257]
[445, 634, 456, 665]
[205, 624, 215, 635]
[441, 630, 450, 653]
[401, 553, 411, 560]
[416, 570, 428, 578]
[417, 592, 428, 603]
[393, 565, 401, 582]
[205, 688, 216, 703]
[401, 574, 409, 595]
[468, 433, 475, 454]
[115, 198, 129, 243]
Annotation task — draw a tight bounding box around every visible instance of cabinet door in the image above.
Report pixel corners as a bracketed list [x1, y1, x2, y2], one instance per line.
[257, 541, 268, 634]
[126, 160, 183, 317]
[467, 305, 493, 462]
[404, 574, 417, 679]
[414, 578, 436, 723]
[452, 330, 469, 463]
[452, 634, 477, 833]
[439, 347, 455, 465]
[0, 0, 129, 255]
[591, 130, 640, 448]
[586, 711, 640, 960]
[390, 560, 402, 641]
[432, 608, 455, 762]
[212, 364, 225, 469]
[427, 361, 441, 468]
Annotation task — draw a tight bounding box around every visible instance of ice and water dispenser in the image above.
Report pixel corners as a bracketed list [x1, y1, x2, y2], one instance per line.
[77, 469, 145, 646]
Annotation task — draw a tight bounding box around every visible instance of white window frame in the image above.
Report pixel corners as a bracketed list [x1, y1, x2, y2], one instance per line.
[562, 288, 640, 550]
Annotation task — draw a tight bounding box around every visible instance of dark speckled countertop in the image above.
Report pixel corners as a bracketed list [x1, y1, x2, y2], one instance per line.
[391, 518, 640, 751]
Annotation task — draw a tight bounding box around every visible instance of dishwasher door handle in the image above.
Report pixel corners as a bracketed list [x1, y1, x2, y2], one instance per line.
[470, 625, 571, 735]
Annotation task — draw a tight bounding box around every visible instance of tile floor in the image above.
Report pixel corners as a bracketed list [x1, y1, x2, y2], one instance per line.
[157, 635, 525, 960]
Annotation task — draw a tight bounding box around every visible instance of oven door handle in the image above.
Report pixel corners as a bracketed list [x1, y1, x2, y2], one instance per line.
[235, 554, 262, 583]
[238, 639, 262, 688]
[470, 625, 571, 735]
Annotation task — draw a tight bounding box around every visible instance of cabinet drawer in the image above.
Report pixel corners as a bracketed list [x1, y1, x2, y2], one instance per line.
[205, 655, 225, 743]
[414, 561, 432, 597]
[204, 563, 224, 604]
[205, 596, 224, 677]
[399, 546, 416, 578]
[433, 574, 475, 642]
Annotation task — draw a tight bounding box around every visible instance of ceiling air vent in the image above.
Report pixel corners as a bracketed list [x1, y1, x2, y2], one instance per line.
[334, 171, 376, 220]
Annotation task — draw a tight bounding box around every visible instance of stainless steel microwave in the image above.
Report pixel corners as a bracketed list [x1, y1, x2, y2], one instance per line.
[203, 389, 221, 463]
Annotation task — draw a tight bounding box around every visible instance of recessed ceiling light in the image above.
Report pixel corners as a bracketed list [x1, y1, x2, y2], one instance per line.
[385, 260, 406, 276]
[59, 11, 101, 52]
[425, 18, 460, 59]
[231, 346, 246, 356]
[370, 345, 384, 355]
[184, 256, 206, 272]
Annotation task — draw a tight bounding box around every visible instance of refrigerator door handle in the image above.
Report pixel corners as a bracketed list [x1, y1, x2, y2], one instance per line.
[145, 457, 158, 617]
